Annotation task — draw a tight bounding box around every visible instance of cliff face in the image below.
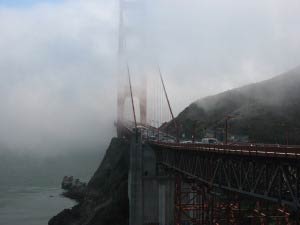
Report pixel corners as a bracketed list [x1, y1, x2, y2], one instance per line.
[170, 66, 300, 144]
[49, 137, 130, 225]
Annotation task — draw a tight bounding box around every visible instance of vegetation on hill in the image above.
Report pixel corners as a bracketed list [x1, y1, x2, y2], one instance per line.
[168, 66, 300, 144]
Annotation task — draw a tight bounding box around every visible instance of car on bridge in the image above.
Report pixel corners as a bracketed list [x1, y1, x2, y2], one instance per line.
[201, 138, 220, 144]
[180, 140, 193, 144]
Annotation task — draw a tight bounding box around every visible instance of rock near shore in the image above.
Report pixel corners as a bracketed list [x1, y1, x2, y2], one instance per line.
[49, 137, 130, 225]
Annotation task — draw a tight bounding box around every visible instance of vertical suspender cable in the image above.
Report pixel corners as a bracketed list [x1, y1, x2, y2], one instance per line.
[161, 81, 163, 124]
[158, 75, 161, 126]
[157, 77, 159, 127]
[154, 76, 156, 127]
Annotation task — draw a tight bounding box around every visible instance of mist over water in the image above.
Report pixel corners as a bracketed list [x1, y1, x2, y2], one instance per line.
[0, 147, 103, 225]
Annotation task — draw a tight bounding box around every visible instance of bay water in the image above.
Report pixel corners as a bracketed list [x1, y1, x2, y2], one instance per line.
[0, 185, 76, 225]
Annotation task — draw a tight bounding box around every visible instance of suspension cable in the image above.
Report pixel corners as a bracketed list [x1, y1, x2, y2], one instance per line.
[158, 65, 179, 142]
[127, 64, 137, 130]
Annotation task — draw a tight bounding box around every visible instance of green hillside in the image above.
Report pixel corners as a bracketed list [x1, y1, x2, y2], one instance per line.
[169, 66, 300, 144]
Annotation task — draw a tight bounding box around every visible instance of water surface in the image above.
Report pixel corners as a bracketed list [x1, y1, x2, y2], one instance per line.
[0, 186, 75, 225]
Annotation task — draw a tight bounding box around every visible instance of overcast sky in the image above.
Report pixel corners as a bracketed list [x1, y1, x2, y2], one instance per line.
[0, 0, 299, 153]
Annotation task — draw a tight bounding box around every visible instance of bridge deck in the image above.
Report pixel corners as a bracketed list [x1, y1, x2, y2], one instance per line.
[149, 141, 300, 159]
[149, 140, 300, 210]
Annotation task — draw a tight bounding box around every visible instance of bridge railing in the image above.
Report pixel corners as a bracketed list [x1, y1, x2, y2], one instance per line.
[149, 141, 300, 159]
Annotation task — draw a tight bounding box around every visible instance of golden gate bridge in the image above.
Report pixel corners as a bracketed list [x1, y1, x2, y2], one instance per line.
[115, 1, 300, 224]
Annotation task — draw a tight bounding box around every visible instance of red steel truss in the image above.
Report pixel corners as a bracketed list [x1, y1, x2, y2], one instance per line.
[174, 176, 299, 225]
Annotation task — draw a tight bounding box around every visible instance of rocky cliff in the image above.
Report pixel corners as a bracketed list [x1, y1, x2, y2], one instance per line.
[49, 137, 130, 225]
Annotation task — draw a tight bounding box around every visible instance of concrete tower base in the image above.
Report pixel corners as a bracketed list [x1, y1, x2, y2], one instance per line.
[128, 133, 174, 225]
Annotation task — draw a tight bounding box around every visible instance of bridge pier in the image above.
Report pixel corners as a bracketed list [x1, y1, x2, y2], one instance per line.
[128, 132, 175, 225]
[158, 178, 174, 225]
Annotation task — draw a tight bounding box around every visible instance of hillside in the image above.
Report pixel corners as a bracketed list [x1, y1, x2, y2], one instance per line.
[172, 66, 300, 144]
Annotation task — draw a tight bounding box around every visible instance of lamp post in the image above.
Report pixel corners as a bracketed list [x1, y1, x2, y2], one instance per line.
[191, 121, 207, 143]
[224, 115, 235, 145]
[280, 122, 289, 145]
[192, 121, 199, 143]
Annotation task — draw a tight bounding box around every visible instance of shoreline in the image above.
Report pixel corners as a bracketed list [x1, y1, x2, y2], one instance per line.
[48, 137, 130, 225]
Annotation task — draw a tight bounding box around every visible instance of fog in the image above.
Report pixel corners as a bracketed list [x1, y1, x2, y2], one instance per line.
[0, 0, 299, 154]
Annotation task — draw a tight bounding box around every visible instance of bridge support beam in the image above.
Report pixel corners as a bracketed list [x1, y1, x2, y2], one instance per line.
[151, 143, 300, 224]
[129, 132, 175, 225]
[158, 178, 174, 225]
[129, 132, 143, 225]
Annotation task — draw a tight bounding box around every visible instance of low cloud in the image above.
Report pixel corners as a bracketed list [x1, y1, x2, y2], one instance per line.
[0, 0, 299, 153]
[0, 0, 118, 153]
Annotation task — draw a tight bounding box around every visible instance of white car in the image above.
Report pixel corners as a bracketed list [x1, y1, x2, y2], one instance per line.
[201, 138, 219, 144]
[180, 140, 193, 144]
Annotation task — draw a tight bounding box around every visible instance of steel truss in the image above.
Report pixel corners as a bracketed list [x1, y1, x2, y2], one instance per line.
[173, 176, 297, 225]
[152, 146, 300, 224]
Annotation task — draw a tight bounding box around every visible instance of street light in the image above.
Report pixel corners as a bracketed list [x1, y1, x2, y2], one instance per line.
[191, 121, 207, 143]
[224, 114, 237, 145]
[279, 122, 290, 145]
[192, 120, 200, 143]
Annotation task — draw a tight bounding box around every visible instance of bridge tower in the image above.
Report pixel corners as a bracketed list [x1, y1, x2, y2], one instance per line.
[117, 2, 176, 225]
[117, 0, 147, 137]
[117, 80, 147, 127]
